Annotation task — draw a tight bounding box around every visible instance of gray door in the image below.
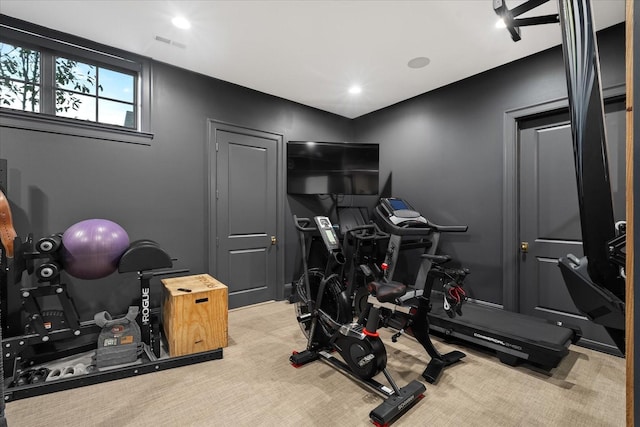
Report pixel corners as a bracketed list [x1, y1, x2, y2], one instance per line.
[210, 126, 279, 309]
[518, 101, 625, 353]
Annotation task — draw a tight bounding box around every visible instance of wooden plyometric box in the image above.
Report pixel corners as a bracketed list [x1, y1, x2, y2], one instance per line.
[162, 274, 228, 357]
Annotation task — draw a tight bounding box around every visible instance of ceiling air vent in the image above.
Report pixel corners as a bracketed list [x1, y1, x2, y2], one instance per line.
[154, 35, 171, 44]
[154, 35, 186, 49]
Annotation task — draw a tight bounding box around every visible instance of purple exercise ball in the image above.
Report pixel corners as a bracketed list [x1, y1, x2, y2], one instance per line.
[61, 219, 130, 280]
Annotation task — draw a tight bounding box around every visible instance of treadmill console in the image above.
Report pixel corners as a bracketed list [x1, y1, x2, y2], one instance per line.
[378, 198, 428, 226]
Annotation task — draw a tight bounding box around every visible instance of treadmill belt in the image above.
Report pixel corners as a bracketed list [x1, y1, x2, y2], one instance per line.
[429, 293, 574, 347]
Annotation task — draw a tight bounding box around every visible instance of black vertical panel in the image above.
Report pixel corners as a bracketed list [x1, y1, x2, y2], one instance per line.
[0, 306, 5, 426]
[0, 159, 7, 193]
[557, 0, 619, 292]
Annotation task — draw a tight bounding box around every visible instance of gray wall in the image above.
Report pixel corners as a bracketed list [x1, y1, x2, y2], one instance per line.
[0, 22, 625, 318]
[0, 61, 352, 320]
[351, 24, 625, 304]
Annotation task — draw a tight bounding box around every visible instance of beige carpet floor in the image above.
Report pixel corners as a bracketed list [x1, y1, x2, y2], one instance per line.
[5, 300, 625, 426]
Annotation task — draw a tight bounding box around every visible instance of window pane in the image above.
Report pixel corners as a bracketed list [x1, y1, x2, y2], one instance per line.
[55, 58, 96, 95]
[98, 99, 135, 128]
[0, 42, 40, 82]
[99, 68, 134, 102]
[56, 90, 96, 121]
[0, 42, 40, 112]
[0, 81, 40, 112]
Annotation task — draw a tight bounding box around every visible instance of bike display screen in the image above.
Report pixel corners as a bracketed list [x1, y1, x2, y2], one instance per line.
[324, 229, 337, 246]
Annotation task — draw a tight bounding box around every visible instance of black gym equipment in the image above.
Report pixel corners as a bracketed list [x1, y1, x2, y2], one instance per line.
[346, 201, 467, 383]
[118, 239, 178, 358]
[290, 215, 425, 427]
[373, 198, 581, 370]
[495, 0, 626, 355]
[493, 0, 559, 42]
[0, 196, 223, 401]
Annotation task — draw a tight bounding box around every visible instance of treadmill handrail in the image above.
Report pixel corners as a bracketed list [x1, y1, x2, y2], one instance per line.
[427, 221, 468, 233]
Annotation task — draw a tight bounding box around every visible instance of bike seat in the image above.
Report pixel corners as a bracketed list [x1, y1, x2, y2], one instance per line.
[367, 280, 407, 303]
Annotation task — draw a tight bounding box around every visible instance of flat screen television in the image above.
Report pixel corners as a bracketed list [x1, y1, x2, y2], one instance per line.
[287, 141, 379, 195]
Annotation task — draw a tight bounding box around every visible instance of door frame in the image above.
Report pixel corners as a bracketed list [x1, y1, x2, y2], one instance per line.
[501, 83, 626, 312]
[206, 119, 285, 301]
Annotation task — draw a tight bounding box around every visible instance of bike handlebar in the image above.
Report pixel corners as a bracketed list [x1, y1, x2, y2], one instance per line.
[293, 215, 317, 233]
[344, 222, 389, 241]
[293, 215, 390, 241]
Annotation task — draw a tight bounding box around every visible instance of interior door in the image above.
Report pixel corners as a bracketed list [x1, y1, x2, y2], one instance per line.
[518, 101, 626, 353]
[211, 126, 279, 309]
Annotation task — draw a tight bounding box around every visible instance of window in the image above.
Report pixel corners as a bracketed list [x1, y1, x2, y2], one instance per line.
[0, 15, 152, 143]
[1, 44, 137, 128]
[54, 58, 136, 128]
[0, 42, 40, 113]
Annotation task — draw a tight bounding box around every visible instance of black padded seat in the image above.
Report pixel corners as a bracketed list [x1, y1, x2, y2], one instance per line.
[367, 280, 407, 303]
[118, 239, 172, 273]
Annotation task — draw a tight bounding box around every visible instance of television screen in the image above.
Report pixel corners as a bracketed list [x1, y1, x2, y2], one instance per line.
[287, 142, 379, 195]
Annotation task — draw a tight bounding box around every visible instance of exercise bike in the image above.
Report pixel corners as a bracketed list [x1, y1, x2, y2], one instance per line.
[290, 215, 425, 427]
[350, 198, 469, 384]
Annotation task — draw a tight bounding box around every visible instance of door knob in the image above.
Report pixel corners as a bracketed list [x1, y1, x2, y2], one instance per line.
[520, 241, 529, 253]
[271, 236, 277, 245]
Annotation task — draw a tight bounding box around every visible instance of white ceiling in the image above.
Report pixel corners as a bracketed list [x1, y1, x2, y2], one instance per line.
[0, 0, 626, 119]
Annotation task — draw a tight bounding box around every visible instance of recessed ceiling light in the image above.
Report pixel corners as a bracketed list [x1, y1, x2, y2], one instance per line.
[407, 57, 430, 69]
[348, 85, 362, 95]
[172, 16, 191, 30]
[495, 19, 507, 29]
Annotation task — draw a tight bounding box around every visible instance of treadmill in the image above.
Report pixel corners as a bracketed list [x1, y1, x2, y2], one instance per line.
[374, 197, 581, 370]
